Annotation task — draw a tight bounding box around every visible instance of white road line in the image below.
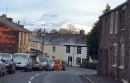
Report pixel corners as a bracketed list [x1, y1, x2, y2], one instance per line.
[35, 74, 40, 76]
[28, 81, 31, 83]
[30, 76, 34, 80]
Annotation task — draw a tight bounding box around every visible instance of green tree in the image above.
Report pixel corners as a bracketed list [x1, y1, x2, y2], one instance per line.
[103, 3, 111, 13]
[86, 21, 98, 60]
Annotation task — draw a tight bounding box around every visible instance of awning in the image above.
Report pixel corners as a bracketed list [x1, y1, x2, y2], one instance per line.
[30, 47, 43, 51]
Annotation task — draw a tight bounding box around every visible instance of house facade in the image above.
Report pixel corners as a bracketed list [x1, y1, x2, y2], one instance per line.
[63, 44, 86, 66]
[98, 1, 130, 82]
[0, 14, 31, 54]
[43, 29, 87, 66]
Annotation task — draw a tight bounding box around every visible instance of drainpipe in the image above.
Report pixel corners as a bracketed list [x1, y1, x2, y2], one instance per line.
[72, 46, 75, 66]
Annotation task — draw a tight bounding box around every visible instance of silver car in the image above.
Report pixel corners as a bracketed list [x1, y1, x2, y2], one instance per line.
[38, 56, 48, 71]
[13, 53, 32, 72]
[46, 58, 55, 71]
[32, 56, 43, 71]
[0, 55, 6, 76]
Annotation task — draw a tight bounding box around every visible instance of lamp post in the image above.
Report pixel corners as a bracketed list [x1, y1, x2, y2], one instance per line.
[41, 29, 45, 56]
[6, 7, 8, 16]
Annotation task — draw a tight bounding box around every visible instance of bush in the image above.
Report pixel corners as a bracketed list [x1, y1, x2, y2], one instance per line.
[84, 62, 98, 70]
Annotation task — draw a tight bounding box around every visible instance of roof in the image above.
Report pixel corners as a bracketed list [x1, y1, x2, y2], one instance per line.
[0, 16, 31, 33]
[31, 33, 86, 46]
[99, 1, 129, 18]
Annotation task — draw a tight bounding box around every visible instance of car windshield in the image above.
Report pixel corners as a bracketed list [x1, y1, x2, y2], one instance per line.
[13, 54, 28, 61]
[0, 54, 11, 60]
[38, 57, 47, 62]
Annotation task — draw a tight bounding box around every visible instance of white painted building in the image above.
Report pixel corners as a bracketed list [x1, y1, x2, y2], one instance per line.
[63, 44, 87, 66]
[43, 29, 88, 66]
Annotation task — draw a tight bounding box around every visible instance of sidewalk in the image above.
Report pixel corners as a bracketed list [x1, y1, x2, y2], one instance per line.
[82, 73, 121, 83]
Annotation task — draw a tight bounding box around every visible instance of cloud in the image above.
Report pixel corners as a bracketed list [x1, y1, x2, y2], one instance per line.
[0, 0, 125, 32]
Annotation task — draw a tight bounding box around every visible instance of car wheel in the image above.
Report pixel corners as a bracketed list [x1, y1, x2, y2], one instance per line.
[26, 66, 29, 72]
[3, 70, 6, 76]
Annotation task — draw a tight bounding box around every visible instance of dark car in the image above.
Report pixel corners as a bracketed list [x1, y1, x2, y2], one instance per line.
[0, 53, 16, 74]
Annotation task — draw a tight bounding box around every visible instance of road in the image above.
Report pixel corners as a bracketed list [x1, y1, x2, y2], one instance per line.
[0, 67, 96, 83]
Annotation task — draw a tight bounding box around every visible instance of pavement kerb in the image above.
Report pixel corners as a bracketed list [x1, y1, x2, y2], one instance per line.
[82, 75, 94, 83]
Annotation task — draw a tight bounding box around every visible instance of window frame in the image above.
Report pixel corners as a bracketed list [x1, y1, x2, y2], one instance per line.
[66, 46, 70, 53]
[52, 46, 56, 52]
[77, 46, 81, 54]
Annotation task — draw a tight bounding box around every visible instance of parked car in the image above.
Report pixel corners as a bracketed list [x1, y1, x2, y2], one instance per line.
[0, 53, 16, 74]
[31, 56, 43, 71]
[38, 56, 48, 70]
[0, 55, 6, 76]
[46, 58, 55, 71]
[13, 53, 32, 72]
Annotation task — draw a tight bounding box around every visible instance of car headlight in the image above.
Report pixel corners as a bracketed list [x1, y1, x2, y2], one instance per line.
[5, 63, 10, 66]
[22, 62, 27, 65]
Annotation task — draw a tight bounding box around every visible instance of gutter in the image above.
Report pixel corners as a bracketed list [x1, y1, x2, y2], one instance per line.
[80, 75, 94, 83]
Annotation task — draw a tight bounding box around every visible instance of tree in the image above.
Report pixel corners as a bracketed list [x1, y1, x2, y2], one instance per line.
[103, 3, 111, 13]
[86, 21, 98, 60]
[58, 28, 69, 34]
[50, 29, 57, 33]
[67, 24, 77, 34]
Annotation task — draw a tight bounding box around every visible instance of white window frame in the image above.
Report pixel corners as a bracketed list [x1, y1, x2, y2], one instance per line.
[112, 43, 117, 67]
[110, 12, 114, 34]
[115, 11, 118, 34]
[119, 43, 125, 69]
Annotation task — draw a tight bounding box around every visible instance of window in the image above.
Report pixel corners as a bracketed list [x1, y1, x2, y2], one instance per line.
[110, 12, 114, 34]
[66, 46, 70, 53]
[120, 43, 125, 66]
[52, 46, 55, 51]
[52, 56, 55, 59]
[115, 11, 118, 34]
[113, 43, 117, 65]
[76, 57, 81, 65]
[77, 46, 81, 54]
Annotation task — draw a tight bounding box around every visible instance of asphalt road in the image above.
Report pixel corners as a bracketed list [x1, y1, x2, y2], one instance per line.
[0, 67, 96, 83]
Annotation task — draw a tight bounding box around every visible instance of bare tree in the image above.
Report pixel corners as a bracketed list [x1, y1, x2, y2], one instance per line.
[67, 24, 77, 34]
[59, 28, 69, 34]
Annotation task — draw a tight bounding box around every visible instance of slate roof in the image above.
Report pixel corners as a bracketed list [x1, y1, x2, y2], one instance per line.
[31, 33, 86, 46]
[0, 16, 31, 33]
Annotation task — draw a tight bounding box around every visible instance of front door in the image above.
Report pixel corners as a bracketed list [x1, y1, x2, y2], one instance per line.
[68, 56, 72, 66]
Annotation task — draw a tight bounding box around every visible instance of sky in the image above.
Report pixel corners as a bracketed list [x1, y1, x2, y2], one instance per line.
[0, 0, 125, 33]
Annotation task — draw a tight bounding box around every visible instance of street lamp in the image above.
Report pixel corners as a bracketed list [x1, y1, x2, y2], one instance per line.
[41, 29, 45, 56]
[6, 7, 9, 16]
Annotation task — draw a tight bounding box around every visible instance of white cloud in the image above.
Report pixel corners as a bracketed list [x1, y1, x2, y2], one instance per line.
[0, 0, 125, 33]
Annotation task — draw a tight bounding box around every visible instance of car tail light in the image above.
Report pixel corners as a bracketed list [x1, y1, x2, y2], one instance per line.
[35, 61, 39, 64]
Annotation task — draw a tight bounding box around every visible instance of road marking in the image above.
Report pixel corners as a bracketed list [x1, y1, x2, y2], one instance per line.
[30, 76, 34, 80]
[35, 74, 40, 76]
[28, 81, 31, 83]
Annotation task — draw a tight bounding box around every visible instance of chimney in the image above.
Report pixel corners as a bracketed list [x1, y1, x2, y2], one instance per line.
[18, 21, 20, 25]
[7, 18, 13, 22]
[79, 29, 85, 36]
[2, 14, 6, 19]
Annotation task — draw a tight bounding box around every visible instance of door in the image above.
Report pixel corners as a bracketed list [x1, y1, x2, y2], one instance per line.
[68, 56, 72, 66]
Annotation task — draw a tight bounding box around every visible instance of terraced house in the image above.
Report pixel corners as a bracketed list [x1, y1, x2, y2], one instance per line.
[0, 14, 31, 53]
[43, 29, 87, 66]
[98, 0, 130, 82]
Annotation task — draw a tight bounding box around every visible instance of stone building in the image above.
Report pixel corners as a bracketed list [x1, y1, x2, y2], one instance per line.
[98, 1, 130, 82]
